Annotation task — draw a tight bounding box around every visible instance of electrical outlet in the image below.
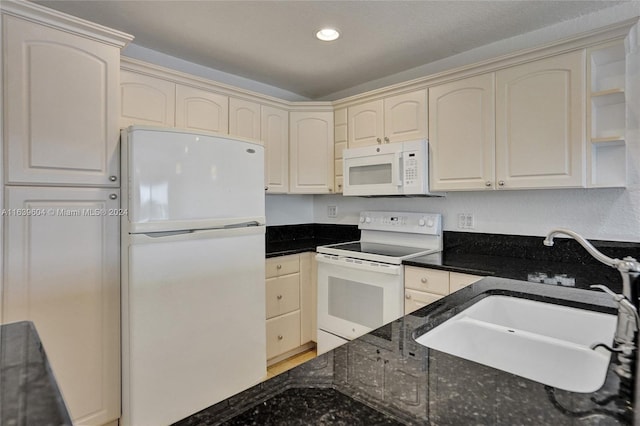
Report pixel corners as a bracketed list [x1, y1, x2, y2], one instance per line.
[457, 213, 475, 229]
[327, 205, 338, 218]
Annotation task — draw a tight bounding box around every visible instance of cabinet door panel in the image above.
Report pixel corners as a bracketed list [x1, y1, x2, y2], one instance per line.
[262, 105, 289, 193]
[229, 98, 261, 140]
[120, 70, 175, 127]
[496, 51, 585, 188]
[348, 100, 384, 148]
[429, 73, 495, 190]
[3, 187, 120, 425]
[404, 290, 443, 315]
[289, 111, 334, 193]
[384, 89, 427, 143]
[176, 85, 228, 133]
[4, 16, 120, 186]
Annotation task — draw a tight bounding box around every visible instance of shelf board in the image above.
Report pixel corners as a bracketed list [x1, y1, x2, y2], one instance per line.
[591, 88, 625, 98]
[591, 136, 625, 144]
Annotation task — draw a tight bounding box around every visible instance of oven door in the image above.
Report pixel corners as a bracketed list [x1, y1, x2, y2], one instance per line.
[343, 150, 402, 196]
[316, 254, 404, 342]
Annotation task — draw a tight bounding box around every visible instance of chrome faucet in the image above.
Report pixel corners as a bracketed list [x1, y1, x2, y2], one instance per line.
[590, 284, 640, 379]
[544, 228, 640, 379]
[543, 229, 640, 309]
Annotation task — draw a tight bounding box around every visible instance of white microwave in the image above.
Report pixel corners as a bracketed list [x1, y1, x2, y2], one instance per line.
[343, 139, 434, 196]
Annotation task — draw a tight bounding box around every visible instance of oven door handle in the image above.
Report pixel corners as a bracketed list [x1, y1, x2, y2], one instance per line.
[315, 254, 402, 275]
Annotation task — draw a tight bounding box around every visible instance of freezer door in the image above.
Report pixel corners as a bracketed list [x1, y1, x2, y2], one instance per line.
[124, 127, 265, 233]
[122, 225, 266, 426]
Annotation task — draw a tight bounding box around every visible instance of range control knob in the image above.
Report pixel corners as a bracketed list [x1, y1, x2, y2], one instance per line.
[359, 216, 365, 223]
[365, 217, 372, 224]
[427, 218, 434, 227]
[418, 219, 426, 226]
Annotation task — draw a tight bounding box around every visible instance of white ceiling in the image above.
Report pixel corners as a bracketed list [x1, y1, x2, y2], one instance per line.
[34, 0, 629, 100]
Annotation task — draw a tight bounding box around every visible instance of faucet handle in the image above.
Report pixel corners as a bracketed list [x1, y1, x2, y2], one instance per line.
[590, 284, 640, 332]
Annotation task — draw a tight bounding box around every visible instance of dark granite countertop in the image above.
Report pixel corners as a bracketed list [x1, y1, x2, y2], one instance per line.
[0, 321, 72, 426]
[265, 224, 360, 258]
[176, 277, 636, 425]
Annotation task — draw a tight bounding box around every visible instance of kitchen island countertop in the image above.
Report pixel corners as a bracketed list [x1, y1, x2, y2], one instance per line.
[176, 276, 636, 425]
[0, 321, 72, 426]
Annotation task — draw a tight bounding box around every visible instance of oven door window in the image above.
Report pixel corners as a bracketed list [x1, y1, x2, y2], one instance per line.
[328, 277, 383, 328]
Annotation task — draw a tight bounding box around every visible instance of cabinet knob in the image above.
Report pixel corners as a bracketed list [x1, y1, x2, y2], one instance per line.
[265, 186, 269, 191]
[277, 335, 283, 340]
[485, 181, 492, 187]
[338, 184, 342, 189]
[109, 175, 117, 182]
[405, 293, 412, 299]
[329, 188, 333, 192]
[277, 264, 282, 269]
[498, 180, 505, 187]
[421, 277, 427, 284]
[109, 194, 118, 200]
[277, 294, 283, 300]
[384, 136, 390, 143]
[376, 138, 382, 144]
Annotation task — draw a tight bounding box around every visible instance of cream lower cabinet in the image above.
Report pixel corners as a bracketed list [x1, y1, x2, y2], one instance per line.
[265, 253, 315, 364]
[289, 111, 335, 194]
[3, 187, 121, 426]
[429, 51, 585, 191]
[404, 266, 482, 314]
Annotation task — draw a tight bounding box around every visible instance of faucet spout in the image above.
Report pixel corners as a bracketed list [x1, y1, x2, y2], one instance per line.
[544, 228, 640, 310]
[544, 229, 619, 268]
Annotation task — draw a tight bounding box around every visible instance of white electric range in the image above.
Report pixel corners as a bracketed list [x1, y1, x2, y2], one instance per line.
[316, 211, 442, 354]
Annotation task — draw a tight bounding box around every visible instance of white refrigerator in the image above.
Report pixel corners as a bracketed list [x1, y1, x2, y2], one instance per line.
[120, 126, 266, 426]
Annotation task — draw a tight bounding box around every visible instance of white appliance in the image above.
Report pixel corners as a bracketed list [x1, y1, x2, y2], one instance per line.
[316, 211, 442, 354]
[120, 126, 266, 426]
[342, 139, 433, 196]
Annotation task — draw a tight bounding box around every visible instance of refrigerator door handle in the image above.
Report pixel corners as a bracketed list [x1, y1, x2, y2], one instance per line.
[131, 225, 265, 244]
[223, 221, 261, 229]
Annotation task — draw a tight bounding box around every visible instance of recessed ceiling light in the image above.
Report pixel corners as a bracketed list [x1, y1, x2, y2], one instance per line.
[316, 28, 340, 42]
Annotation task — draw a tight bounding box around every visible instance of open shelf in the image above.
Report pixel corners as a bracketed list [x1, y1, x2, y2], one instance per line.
[587, 40, 627, 188]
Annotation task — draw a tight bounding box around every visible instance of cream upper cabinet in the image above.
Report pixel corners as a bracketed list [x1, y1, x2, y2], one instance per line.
[289, 111, 335, 194]
[348, 89, 427, 148]
[3, 14, 124, 186]
[348, 99, 384, 147]
[120, 70, 176, 128]
[262, 105, 289, 193]
[429, 73, 496, 191]
[495, 51, 586, 189]
[3, 186, 121, 426]
[229, 98, 261, 140]
[383, 90, 428, 143]
[175, 85, 229, 133]
[334, 108, 348, 194]
[429, 51, 585, 191]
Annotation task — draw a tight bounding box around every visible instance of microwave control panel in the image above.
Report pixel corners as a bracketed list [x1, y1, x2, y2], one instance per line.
[402, 151, 419, 187]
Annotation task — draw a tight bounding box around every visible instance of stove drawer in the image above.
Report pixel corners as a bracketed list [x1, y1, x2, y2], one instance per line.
[404, 266, 449, 295]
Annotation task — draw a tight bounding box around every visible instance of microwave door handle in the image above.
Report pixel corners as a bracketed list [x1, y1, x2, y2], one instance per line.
[395, 152, 403, 187]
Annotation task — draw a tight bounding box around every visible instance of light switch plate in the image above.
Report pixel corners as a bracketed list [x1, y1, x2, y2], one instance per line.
[327, 205, 338, 218]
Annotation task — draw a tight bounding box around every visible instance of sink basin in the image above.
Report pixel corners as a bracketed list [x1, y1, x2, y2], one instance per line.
[414, 295, 617, 393]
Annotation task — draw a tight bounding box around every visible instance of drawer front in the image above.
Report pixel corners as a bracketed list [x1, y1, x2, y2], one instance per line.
[266, 311, 301, 359]
[266, 254, 300, 278]
[266, 274, 300, 319]
[404, 289, 444, 314]
[449, 272, 482, 293]
[404, 266, 449, 294]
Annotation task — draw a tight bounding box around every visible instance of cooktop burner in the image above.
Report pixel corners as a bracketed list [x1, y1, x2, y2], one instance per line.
[320, 241, 433, 258]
